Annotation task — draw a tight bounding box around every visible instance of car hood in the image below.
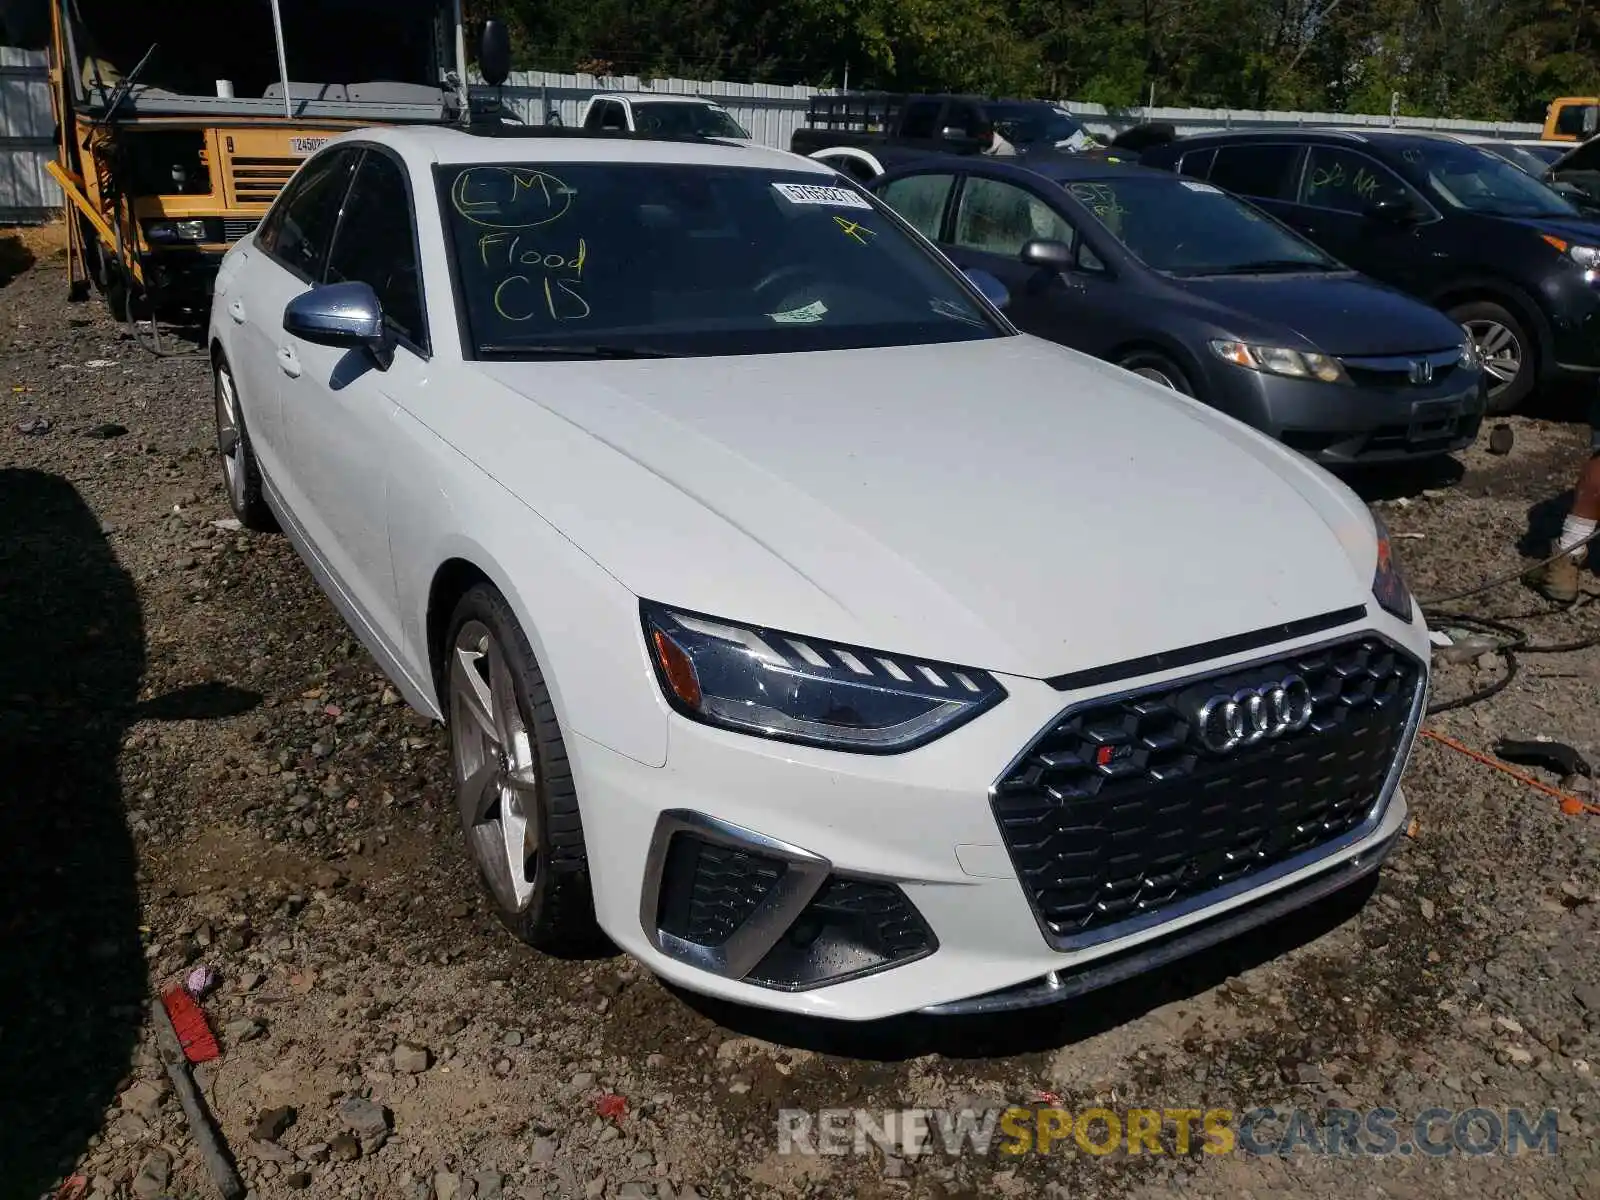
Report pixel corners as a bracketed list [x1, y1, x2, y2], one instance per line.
[1170, 274, 1464, 356]
[454, 336, 1379, 680]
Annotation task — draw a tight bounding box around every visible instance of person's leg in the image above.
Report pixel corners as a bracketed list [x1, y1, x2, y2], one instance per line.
[1532, 395, 1600, 601]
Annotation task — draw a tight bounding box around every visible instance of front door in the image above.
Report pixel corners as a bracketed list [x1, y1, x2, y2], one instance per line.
[1286, 145, 1436, 295]
[279, 147, 430, 653]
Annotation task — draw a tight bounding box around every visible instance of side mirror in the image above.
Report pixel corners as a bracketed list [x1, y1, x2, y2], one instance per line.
[1019, 238, 1075, 271]
[1365, 196, 1421, 225]
[283, 282, 394, 370]
[479, 19, 512, 89]
[963, 267, 1010, 310]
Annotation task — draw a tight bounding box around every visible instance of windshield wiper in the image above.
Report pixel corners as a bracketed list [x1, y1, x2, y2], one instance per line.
[1185, 259, 1334, 276]
[478, 343, 679, 359]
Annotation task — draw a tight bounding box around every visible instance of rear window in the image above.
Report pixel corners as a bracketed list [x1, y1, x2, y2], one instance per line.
[1208, 144, 1300, 199]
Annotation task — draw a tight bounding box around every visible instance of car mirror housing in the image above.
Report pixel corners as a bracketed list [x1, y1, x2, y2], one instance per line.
[282, 282, 395, 370]
[479, 19, 512, 89]
[1019, 238, 1075, 271]
[1364, 196, 1421, 226]
[962, 267, 1010, 311]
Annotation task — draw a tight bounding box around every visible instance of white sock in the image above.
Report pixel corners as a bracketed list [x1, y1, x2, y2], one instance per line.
[1559, 515, 1596, 560]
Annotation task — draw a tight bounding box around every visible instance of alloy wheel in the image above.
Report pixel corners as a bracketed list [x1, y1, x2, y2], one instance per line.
[449, 619, 542, 914]
[214, 364, 243, 507]
[1462, 318, 1521, 396]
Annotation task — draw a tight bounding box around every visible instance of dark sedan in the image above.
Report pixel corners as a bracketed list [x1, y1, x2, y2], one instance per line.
[869, 155, 1486, 465]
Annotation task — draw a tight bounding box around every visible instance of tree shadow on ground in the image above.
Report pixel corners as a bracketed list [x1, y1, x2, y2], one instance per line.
[0, 468, 259, 1196]
[0, 232, 36, 288]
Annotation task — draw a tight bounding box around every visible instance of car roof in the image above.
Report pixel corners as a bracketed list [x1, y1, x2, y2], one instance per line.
[877, 151, 1177, 187]
[329, 124, 827, 174]
[1166, 126, 1469, 153]
[590, 93, 726, 105]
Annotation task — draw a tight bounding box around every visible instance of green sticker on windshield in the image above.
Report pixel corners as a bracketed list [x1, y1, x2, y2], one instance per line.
[768, 299, 828, 324]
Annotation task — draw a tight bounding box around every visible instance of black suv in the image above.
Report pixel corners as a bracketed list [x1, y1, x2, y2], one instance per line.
[1141, 128, 1600, 410]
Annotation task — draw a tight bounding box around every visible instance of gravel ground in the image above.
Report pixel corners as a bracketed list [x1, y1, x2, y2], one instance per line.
[3, 226, 1600, 1200]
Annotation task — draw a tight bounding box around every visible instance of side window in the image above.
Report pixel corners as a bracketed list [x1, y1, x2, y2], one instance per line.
[952, 177, 1075, 257]
[877, 173, 956, 240]
[1208, 144, 1299, 200]
[267, 148, 358, 279]
[1177, 147, 1216, 179]
[1299, 146, 1412, 214]
[1556, 104, 1596, 139]
[582, 101, 606, 131]
[901, 100, 941, 139]
[324, 150, 426, 350]
[1077, 242, 1106, 272]
[942, 101, 981, 137]
[600, 102, 628, 131]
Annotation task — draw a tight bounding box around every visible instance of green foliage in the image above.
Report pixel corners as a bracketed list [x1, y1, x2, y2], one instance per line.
[483, 0, 1600, 120]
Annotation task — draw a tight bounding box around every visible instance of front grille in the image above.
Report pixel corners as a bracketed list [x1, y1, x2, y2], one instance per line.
[993, 635, 1421, 945]
[746, 876, 936, 990]
[221, 217, 259, 242]
[655, 832, 786, 947]
[1340, 347, 1460, 390]
[229, 157, 298, 204]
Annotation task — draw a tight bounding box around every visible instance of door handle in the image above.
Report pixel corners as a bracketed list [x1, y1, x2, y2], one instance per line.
[276, 345, 302, 378]
[228, 299, 246, 324]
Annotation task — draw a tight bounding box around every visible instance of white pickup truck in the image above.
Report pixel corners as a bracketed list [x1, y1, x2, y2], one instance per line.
[577, 93, 754, 142]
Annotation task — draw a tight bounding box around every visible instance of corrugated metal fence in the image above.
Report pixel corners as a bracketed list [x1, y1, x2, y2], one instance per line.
[0, 50, 1552, 225]
[494, 70, 1544, 146]
[0, 47, 59, 223]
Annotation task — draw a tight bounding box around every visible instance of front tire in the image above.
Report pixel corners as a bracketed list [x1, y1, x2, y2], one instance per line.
[445, 583, 600, 954]
[1117, 349, 1193, 395]
[213, 355, 276, 531]
[1451, 300, 1534, 414]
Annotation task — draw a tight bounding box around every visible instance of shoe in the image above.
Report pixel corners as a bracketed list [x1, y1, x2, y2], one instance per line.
[1528, 541, 1581, 603]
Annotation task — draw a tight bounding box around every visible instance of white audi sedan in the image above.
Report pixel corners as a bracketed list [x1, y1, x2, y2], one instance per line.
[208, 124, 1429, 1020]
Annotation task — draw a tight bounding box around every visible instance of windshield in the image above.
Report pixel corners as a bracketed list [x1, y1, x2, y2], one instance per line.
[1481, 143, 1557, 179]
[989, 104, 1085, 148]
[438, 163, 1004, 359]
[1061, 176, 1336, 276]
[1404, 141, 1577, 216]
[631, 103, 750, 139]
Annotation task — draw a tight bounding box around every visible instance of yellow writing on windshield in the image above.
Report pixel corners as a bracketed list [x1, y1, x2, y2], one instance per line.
[452, 167, 574, 229]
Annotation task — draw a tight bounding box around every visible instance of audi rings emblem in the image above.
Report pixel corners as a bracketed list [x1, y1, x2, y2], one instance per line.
[1195, 676, 1314, 753]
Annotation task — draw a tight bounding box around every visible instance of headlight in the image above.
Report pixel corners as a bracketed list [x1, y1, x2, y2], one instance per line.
[1210, 339, 1348, 384]
[641, 602, 1006, 753]
[1370, 511, 1414, 623]
[144, 219, 208, 243]
[1540, 233, 1600, 268]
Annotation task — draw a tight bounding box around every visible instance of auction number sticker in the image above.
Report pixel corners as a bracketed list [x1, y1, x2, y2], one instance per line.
[772, 182, 872, 210]
[289, 136, 329, 156]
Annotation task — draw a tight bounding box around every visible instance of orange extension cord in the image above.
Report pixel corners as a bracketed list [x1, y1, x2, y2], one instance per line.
[1421, 728, 1600, 816]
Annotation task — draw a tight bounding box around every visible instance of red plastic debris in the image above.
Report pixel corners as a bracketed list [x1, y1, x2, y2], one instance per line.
[595, 1093, 627, 1121]
[161, 984, 221, 1063]
[324, 704, 343, 718]
[55, 1177, 88, 1200]
[1030, 1090, 1064, 1105]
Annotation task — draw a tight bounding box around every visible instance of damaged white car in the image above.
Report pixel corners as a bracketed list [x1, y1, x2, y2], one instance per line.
[208, 124, 1428, 1020]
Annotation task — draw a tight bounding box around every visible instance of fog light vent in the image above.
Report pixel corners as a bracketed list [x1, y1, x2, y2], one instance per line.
[746, 877, 936, 991]
[656, 832, 787, 948]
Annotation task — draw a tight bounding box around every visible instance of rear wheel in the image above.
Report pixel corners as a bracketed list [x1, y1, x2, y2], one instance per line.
[1451, 300, 1534, 414]
[213, 354, 275, 532]
[445, 583, 601, 955]
[1117, 349, 1193, 395]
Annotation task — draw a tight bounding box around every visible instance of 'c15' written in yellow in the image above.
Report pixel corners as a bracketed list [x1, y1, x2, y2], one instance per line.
[478, 231, 591, 322]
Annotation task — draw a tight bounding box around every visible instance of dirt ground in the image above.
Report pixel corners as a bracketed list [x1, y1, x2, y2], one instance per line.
[3, 228, 1600, 1200]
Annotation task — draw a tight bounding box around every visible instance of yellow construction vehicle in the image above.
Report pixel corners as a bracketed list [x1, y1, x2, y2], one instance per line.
[20, 0, 474, 317]
[1543, 97, 1600, 142]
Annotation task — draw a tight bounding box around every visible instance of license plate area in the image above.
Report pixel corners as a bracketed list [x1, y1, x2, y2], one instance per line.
[1408, 398, 1462, 442]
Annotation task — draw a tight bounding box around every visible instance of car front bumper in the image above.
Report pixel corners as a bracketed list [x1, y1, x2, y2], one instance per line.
[1208, 359, 1485, 465]
[571, 609, 1429, 1021]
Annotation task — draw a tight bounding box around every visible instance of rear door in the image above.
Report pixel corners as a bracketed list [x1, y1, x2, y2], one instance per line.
[1205, 141, 1304, 221]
